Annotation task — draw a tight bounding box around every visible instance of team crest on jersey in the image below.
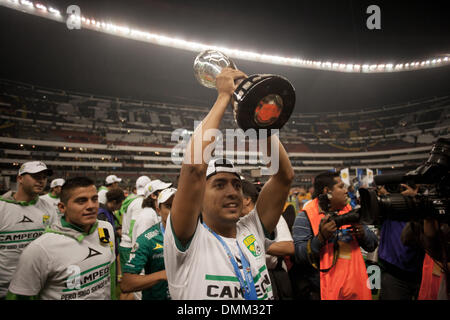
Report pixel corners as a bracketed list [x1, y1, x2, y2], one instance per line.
[243, 234, 261, 257]
[42, 214, 50, 224]
[153, 243, 163, 250]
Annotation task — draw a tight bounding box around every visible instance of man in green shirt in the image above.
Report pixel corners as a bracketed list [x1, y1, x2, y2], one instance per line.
[120, 188, 176, 300]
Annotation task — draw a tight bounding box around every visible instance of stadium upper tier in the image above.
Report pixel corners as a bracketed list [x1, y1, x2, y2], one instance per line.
[0, 78, 449, 185]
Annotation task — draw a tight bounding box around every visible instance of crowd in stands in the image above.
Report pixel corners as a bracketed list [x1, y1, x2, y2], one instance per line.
[1, 79, 448, 153]
[1, 78, 448, 191]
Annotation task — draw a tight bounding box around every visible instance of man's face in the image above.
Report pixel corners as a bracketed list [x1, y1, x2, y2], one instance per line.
[158, 196, 174, 224]
[108, 182, 119, 190]
[18, 172, 48, 197]
[58, 185, 99, 228]
[203, 173, 243, 226]
[329, 177, 348, 210]
[53, 186, 62, 196]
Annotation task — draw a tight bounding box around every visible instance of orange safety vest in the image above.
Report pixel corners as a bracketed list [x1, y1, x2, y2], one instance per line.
[303, 198, 372, 300]
[418, 253, 445, 300]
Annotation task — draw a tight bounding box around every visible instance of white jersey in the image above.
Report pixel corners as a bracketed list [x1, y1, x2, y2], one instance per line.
[264, 215, 293, 271]
[131, 207, 160, 247]
[40, 193, 62, 217]
[164, 208, 273, 300]
[0, 195, 57, 298]
[120, 196, 143, 249]
[8, 219, 115, 300]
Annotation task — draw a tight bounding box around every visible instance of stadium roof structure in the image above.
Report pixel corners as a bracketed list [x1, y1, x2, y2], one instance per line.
[0, 0, 449, 112]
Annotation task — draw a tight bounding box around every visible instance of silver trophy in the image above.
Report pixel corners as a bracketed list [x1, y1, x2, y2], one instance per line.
[194, 50, 237, 88]
[193, 50, 295, 132]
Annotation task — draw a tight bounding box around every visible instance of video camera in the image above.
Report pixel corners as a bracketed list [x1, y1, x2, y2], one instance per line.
[359, 137, 449, 224]
[320, 138, 450, 226]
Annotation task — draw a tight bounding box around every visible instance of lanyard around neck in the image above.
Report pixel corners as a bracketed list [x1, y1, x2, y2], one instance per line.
[202, 222, 258, 300]
[160, 222, 165, 235]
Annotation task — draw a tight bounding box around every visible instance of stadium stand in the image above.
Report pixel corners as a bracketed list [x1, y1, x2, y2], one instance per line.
[1, 78, 449, 191]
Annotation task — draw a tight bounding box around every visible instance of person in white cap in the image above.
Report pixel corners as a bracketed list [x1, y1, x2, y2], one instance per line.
[164, 68, 294, 300]
[118, 175, 150, 300]
[121, 187, 176, 300]
[98, 175, 122, 205]
[0, 161, 58, 299]
[130, 179, 172, 247]
[40, 178, 65, 216]
[119, 178, 171, 301]
[119, 179, 172, 300]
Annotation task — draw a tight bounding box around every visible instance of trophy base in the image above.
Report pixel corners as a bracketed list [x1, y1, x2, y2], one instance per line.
[232, 74, 296, 135]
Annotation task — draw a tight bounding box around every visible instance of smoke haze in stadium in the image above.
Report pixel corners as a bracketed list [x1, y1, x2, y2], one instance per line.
[0, 0, 449, 112]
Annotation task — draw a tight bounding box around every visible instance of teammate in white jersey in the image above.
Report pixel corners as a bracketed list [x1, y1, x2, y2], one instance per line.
[7, 177, 116, 300]
[118, 175, 150, 300]
[122, 179, 171, 300]
[0, 161, 57, 299]
[164, 68, 294, 300]
[98, 175, 122, 205]
[130, 179, 172, 247]
[121, 187, 177, 300]
[40, 178, 65, 217]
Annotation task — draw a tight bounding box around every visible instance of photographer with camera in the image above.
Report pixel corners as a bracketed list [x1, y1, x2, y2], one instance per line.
[401, 206, 449, 300]
[358, 138, 450, 299]
[377, 183, 425, 300]
[292, 171, 378, 300]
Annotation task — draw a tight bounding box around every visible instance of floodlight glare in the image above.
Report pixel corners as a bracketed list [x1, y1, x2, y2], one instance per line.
[1, 0, 449, 73]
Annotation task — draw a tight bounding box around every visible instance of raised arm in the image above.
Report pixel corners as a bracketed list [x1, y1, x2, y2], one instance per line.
[171, 68, 247, 245]
[256, 134, 294, 234]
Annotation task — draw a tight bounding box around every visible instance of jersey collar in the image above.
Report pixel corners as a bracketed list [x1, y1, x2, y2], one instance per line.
[0, 194, 38, 206]
[60, 216, 98, 235]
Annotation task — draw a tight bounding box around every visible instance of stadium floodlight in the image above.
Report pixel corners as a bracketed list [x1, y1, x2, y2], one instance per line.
[48, 7, 59, 16]
[1, 0, 449, 73]
[35, 3, 46, 12]
[20, 0, 32, 7]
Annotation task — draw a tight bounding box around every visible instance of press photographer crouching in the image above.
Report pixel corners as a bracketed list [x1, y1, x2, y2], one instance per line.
[292, 171, 378, 300]
[358, 138, 450, 300]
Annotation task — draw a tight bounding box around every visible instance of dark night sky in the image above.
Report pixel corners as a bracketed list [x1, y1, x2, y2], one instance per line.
[0, 0, 449, 113]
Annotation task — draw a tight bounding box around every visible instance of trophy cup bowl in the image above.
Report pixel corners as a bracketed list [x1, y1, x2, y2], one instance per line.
[193, 50, 237, 88]
[193, 50, 296, 133]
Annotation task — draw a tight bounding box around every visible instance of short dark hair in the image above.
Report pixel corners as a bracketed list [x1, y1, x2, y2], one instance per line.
[60, 177, 95, 204]
[106, 188, 125, 203]
[242, 180, 259, 204]
[313, 172, 340, 199]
